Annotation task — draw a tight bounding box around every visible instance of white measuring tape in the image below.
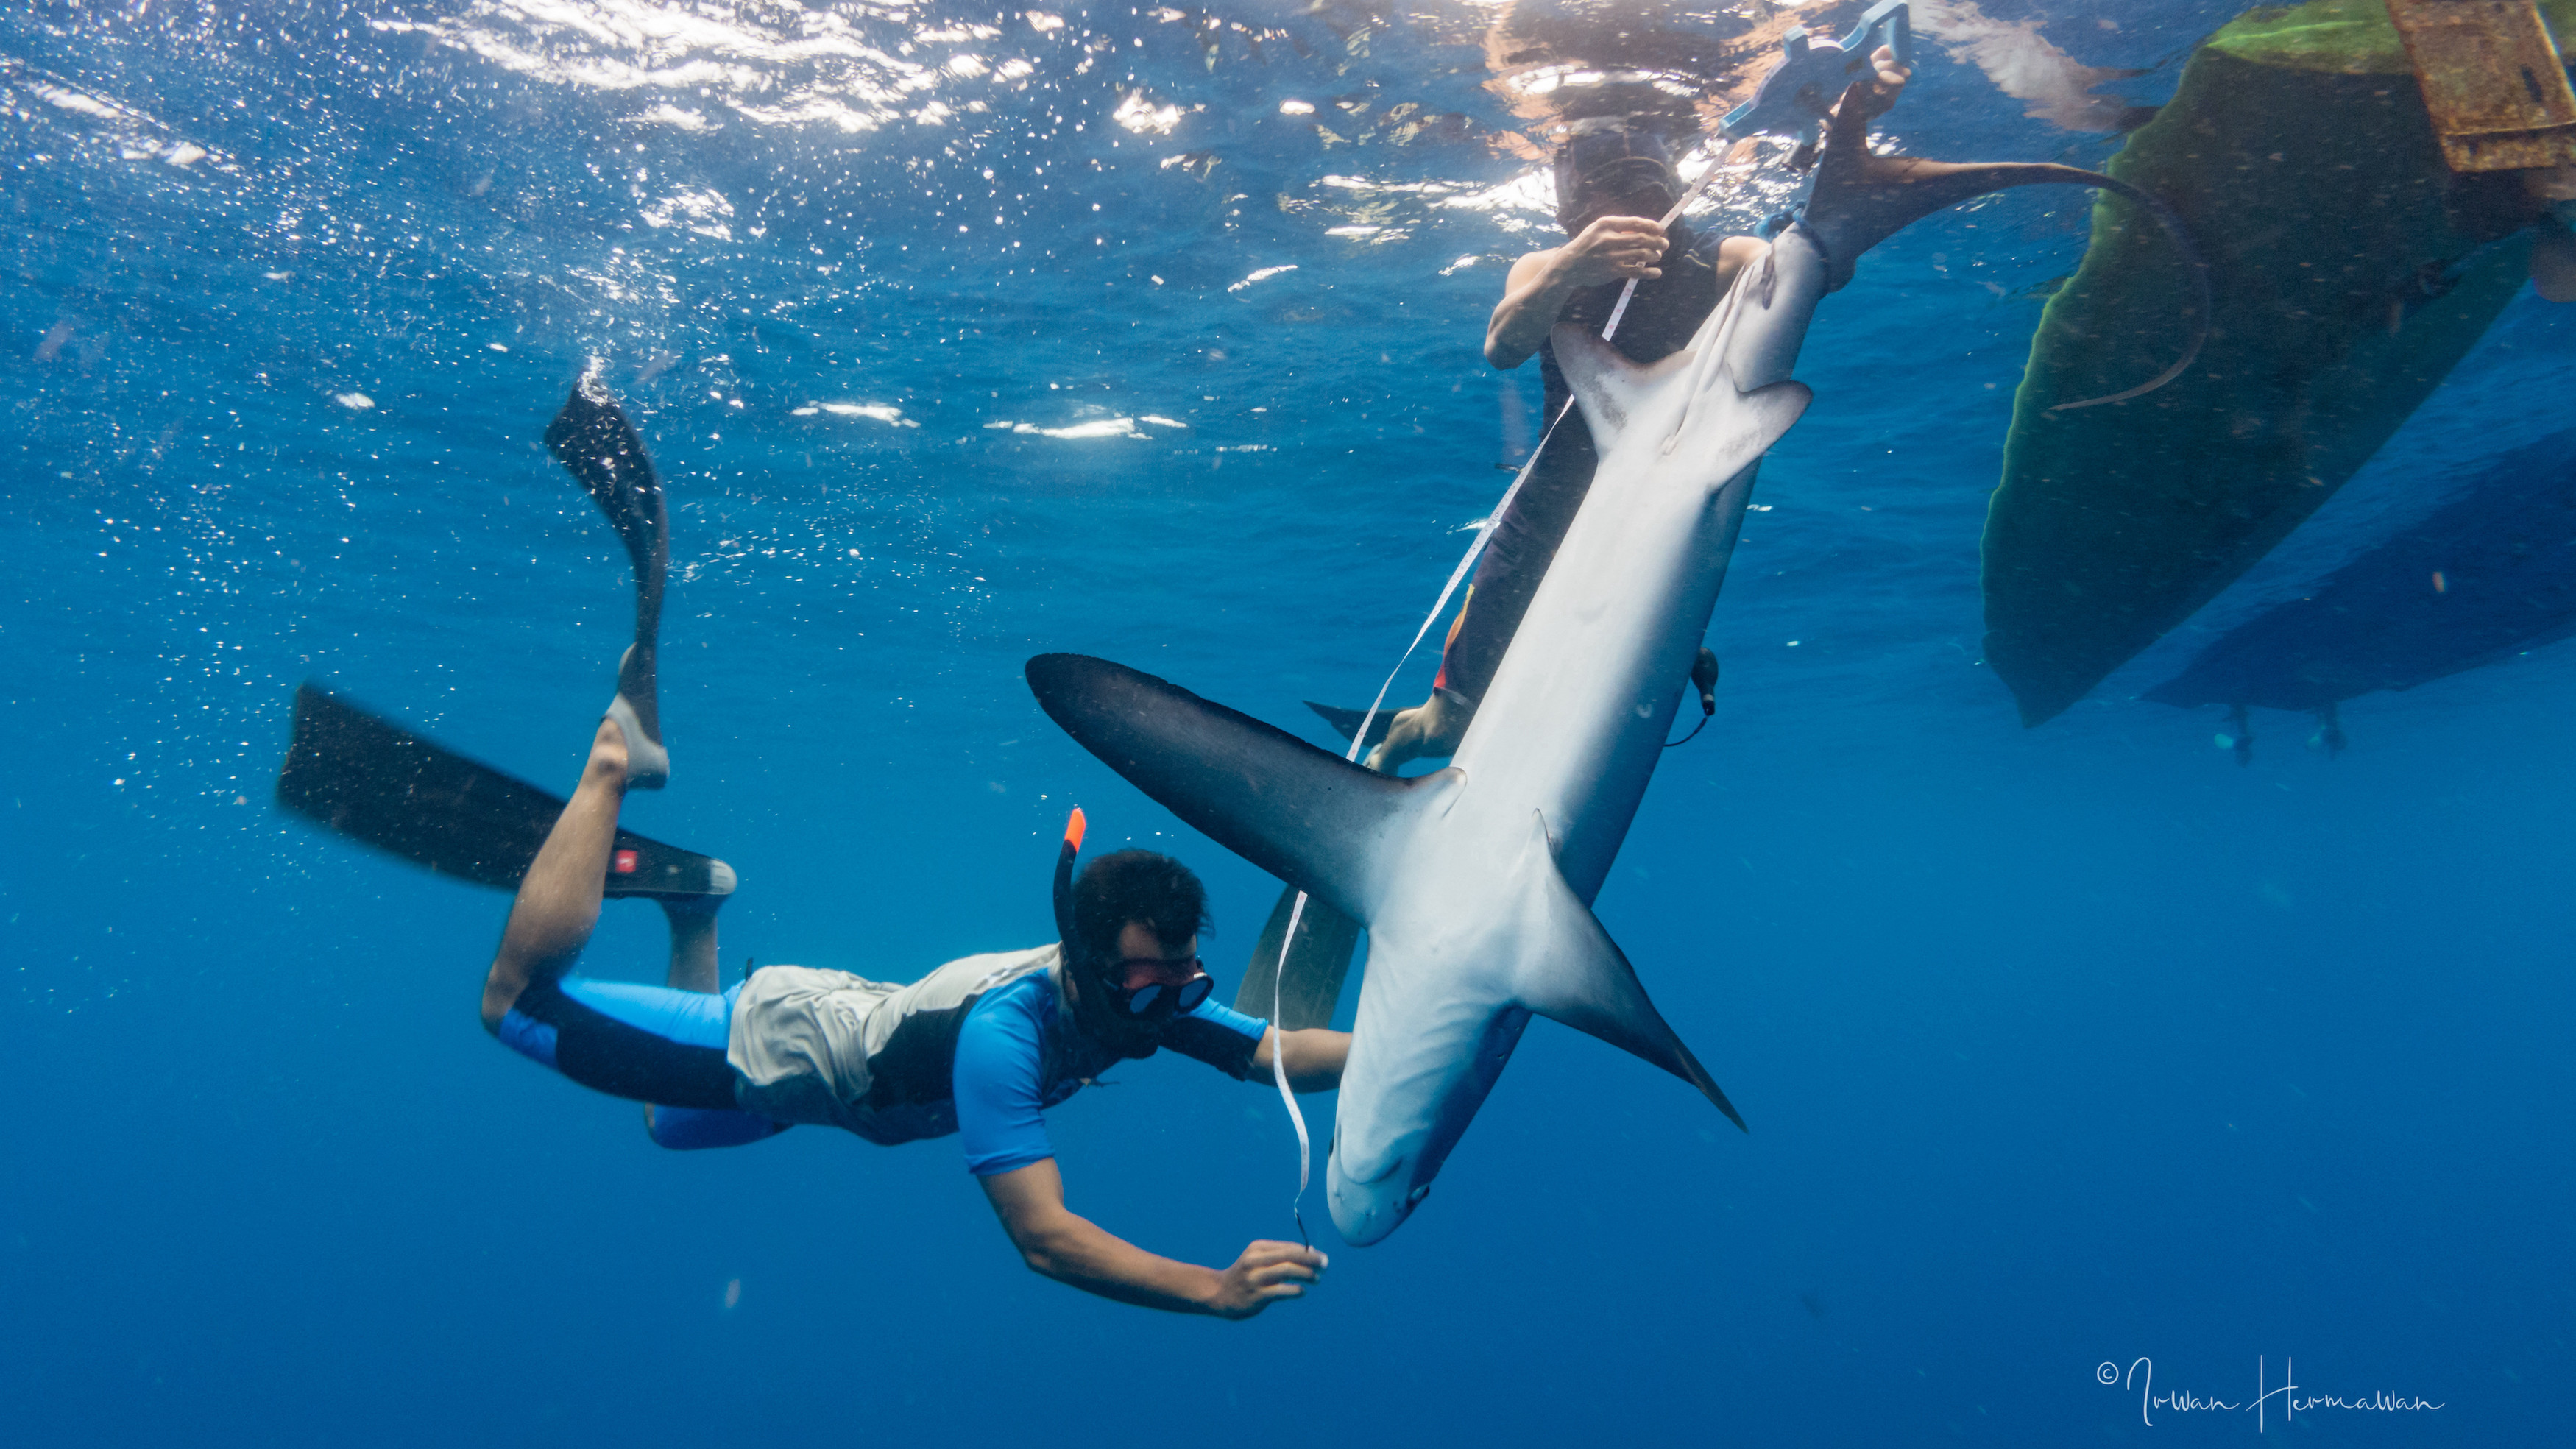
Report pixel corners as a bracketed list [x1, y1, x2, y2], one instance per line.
[1264, 150, 1744, 1239]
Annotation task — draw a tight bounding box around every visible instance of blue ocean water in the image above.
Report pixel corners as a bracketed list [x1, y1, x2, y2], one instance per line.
[5, 1, 2571, 1443]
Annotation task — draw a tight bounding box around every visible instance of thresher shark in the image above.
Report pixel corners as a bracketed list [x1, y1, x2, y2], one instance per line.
[1029, 3, 2204, 1245]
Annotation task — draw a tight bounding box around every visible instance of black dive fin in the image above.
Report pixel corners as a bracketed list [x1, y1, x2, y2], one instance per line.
[1801, 79, 2209, 410]
[275, 682, 734, 899]
[1303, 701, 1395, 753]
[1236, 883, 1364, 1030]
[544, 378, 669, 606]
[1026, 654, 1455, 924]
[1507, 813, 1744, 1131]
[545, 378, 669, 751]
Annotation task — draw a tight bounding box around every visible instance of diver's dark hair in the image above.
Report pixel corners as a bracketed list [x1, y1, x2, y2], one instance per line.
[1072, 850, 1211, 960]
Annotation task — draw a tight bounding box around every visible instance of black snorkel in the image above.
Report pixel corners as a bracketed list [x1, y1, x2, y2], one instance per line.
[1050, 806, 1087, 962]
[1051, 809, 1164, 1057]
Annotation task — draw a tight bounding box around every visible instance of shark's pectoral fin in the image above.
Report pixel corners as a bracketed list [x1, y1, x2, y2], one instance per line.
[1507, 814, 1747, 1132]
[1547, 330, 1696, 454]
[1027, 653, 1458, 924]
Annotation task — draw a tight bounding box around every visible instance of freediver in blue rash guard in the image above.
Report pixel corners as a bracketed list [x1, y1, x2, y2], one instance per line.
[472, 381, 1346, 1318]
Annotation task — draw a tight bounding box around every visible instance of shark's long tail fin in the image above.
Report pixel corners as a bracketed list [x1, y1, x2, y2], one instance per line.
[1504, 812, 1746, 1131]
[1801, 79, 2209, 411]
[1026, 654, 1457, 924]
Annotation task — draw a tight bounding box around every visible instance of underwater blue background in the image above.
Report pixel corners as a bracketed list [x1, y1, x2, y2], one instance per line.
[5, 1, 2570, 1443]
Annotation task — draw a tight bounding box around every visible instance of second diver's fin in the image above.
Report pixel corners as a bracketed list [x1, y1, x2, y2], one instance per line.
[1237, 882, 1364, 1030]
[1303, 701, 1396, 753]
[1504, 812, 1744, 1132]
[275, 682, 734, 899]
[545, 378, 671, 787]
[1026, 653, 1459, 924]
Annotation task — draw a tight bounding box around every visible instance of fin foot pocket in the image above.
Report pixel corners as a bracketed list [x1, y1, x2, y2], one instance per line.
[609, 644, 668, 790]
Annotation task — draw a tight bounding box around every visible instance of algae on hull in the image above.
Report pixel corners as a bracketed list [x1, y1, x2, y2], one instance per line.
[1978, 2, 2550, 725]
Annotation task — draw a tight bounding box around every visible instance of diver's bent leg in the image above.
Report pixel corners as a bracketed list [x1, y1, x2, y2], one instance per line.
[481, 718, 627, 1030]
[496, 971, 783, 1147]
[634, 894, 784, 1147]
[659, 896, 721, 995]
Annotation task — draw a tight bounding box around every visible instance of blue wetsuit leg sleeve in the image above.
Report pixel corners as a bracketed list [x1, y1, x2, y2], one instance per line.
[495, 976, 755, 1116]
[645, 1104, 790, 1150]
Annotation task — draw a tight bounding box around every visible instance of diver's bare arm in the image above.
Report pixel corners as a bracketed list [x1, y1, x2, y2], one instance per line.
[980, 1160, 1322, 1318]
[1485, 216, 1669, 369]
[1252, 1027, 1349, 1092]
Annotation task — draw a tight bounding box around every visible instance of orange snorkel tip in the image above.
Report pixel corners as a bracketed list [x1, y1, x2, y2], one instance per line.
[1062, 807, 1086, 853]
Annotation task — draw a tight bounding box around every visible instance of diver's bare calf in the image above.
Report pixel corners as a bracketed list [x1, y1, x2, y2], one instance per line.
[479, 718, 631, 1030]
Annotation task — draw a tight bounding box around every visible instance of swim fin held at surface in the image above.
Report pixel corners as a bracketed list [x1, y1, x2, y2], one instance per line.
[275, 682, 735, 899]
[545, 377, 671, 789]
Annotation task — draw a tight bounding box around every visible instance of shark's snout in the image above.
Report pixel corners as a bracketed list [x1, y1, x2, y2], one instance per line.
[1326, 1136, 1429, 1247]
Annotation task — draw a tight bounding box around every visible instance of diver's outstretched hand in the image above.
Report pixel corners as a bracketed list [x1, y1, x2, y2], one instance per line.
[1209, 1239, 1328, 1319]
[1365, 690, 1471, 773]
[1832, 43, 1911, 122]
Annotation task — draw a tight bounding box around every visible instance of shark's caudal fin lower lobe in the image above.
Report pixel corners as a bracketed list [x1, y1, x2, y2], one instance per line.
[1025, 654, 1454, 924]
[1505, 812, 1745, 1132]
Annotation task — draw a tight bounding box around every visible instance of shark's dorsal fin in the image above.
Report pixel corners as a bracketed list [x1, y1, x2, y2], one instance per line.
[1507, 813, 1745, 1131]
[1546, 336, 1695, 454]
[1026, 653, 1457, 924]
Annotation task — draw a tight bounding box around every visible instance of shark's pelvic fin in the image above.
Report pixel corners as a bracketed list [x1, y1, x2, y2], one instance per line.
[1548, 343, 1694, 453]
[1025, 653, 1457, 924]
[1507, 813, 1746, 1133]
[1551, 327, 1814, 475]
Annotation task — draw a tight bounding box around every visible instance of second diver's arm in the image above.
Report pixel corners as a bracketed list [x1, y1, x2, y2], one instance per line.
[980, 1159, 1324, 1318]
[1485, 216, 1671, 370]
[1251, 1026, 1349, 1091]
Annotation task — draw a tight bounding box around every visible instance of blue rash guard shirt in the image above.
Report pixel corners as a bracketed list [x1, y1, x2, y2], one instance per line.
[953, 971, 1270, 1177]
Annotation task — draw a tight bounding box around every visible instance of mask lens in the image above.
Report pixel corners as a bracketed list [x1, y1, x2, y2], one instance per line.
[1175, 975, 1212, 1014]
[1125, 982, 1167, 1016]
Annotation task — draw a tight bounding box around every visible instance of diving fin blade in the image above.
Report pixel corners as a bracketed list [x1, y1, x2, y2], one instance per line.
[276, 683, 731, 899]
[544, 378, 669, 582]
[1507, 814, 1744, 1131]
[547, 379, 673, 784]
[1027, 653, 1454, 924]
[1239, 882, 1363, 1030]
